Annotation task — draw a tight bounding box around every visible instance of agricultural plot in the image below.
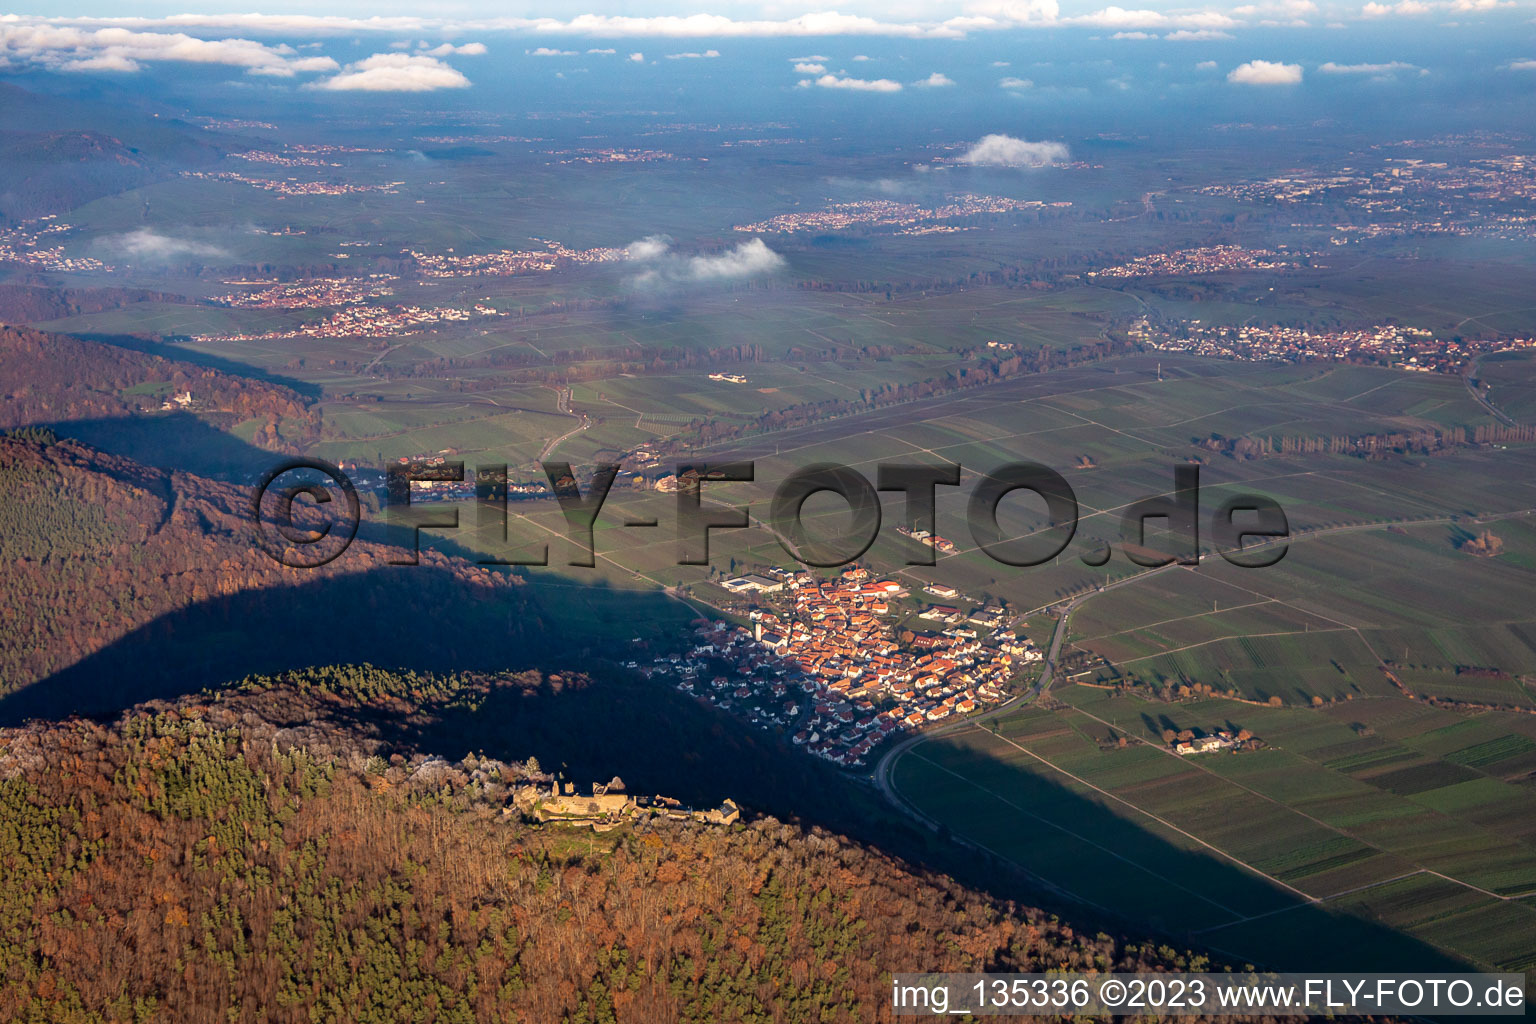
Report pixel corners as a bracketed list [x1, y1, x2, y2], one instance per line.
[893, 685, 1536, 973]
[310, 405, 570, 464]
[1475, 350, 1536, 423]
[1060, 516, 1536, 703]
[306, 338, 1536, 729]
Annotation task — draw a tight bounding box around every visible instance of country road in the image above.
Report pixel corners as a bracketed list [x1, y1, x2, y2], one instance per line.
[1464, 353, 1520, 428]
[539, 386, 590, 461]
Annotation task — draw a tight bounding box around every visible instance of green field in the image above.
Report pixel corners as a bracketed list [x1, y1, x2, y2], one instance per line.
[893, 685, 1536, 973]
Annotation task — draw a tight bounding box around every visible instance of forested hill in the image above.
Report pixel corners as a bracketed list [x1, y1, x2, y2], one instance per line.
[0, 436, 876, 843]
[0, 665, 1288, 1024]
[0, 284, 189, 326]
[0, 325, 318, 443]
[0, 84, 224, 223]
[0, 434, 521, 706]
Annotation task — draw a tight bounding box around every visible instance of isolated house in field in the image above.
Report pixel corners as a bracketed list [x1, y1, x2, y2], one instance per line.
[1174, 735, 1232, 755]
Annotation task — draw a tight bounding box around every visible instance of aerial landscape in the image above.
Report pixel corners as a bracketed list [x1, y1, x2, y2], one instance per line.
[1, 0, 1534, 1018]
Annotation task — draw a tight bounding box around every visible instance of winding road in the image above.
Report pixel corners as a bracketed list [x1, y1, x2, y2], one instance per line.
[538, 386, 590, 461]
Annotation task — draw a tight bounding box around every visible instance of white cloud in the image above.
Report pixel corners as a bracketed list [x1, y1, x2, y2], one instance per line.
[1363, 0, 1509, 12]
[686, 238, 786, 279]
[422, 41, 485, 56]
[1074, 6, 1169, 27]
[587, 47, 616, 54]
[1113, 30, 1155, 37]
[793, 61, 827, 73]
[626, 235, 672, 260]
[10, 11, 969, 41]
[1507, 58, 1536, 69]
[811, 73, 903, 91]
[628, 51, 645, 62]
[666, 48, 720, 58]
[957, 133, 1069, 167]
[4, 0, 1497, 79]
[999, 75, 1033, 88]
[1069, 6, 1236, 29]
[19, 14, 437, 35]
[991, 60, 1011, 66]
[1318, 60, 1420, 72]
[1196, 59, 1219, 69]
[1, 3, 1382, 53]
[313, 53, 470, 91]
[0, 22, 335, 76]
[6, 1, 1505, 50]
[1165, 28, 1233, 38]
[60, 53, 141, 71]
[98, 229, 227, 261]
[1361, 0, 1432, 14]
[915, 71, 955, 86]
[289, 55, 341, 72]
[527, 46, 577, 56]
[1227, 58, 1303, 83]
[963, 0, 1062, 26]
[789, 54, 830, 61]
[852, 54, 870, 60]
[1233, 0, 1317, 14]
[532, 11, 976, 38]
[626, 236, 786, 289]
[1176, 11, 1242, 26]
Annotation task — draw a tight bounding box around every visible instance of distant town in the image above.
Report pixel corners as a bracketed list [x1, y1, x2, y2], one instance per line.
[185, 170, 404, 197]
[1201, 151, 1536, 241]
[195, 302, 504, 343]
[212, 275, 398, 309]
[0, 217, 111, 273]
[407, 238, 627, 277]
[733, 194, 1068, 235]
[1088, 244, 1314, 279]
[1131, 317, 1536, 375]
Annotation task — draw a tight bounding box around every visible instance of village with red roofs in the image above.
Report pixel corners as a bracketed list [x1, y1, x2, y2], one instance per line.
[637, 564, 1039, 767]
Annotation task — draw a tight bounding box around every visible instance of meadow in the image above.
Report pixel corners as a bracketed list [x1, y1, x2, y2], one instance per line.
[892, 685, 1536, 973]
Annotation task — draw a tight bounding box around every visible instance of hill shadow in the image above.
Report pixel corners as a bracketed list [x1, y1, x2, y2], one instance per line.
[0, 556, 1489, 981]
[902, 736, 1478, 975]
[41, 412, 279, 481]
[74, 332, 322, 399]
[0, 566, 658, 725]
[0, 561, 919, 858]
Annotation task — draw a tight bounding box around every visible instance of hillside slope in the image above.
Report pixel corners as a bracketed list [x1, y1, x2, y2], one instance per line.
[0, 434, 505, 701]
[0, 325, 317, 445]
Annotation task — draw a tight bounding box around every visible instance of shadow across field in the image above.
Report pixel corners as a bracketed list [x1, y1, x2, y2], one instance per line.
[42, 412, 276, 480]
[0, 552, 1479, 979]
[896, 735, 1475, 974]
[75, 332, 322, 399]
[0, 563, 941, 872]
